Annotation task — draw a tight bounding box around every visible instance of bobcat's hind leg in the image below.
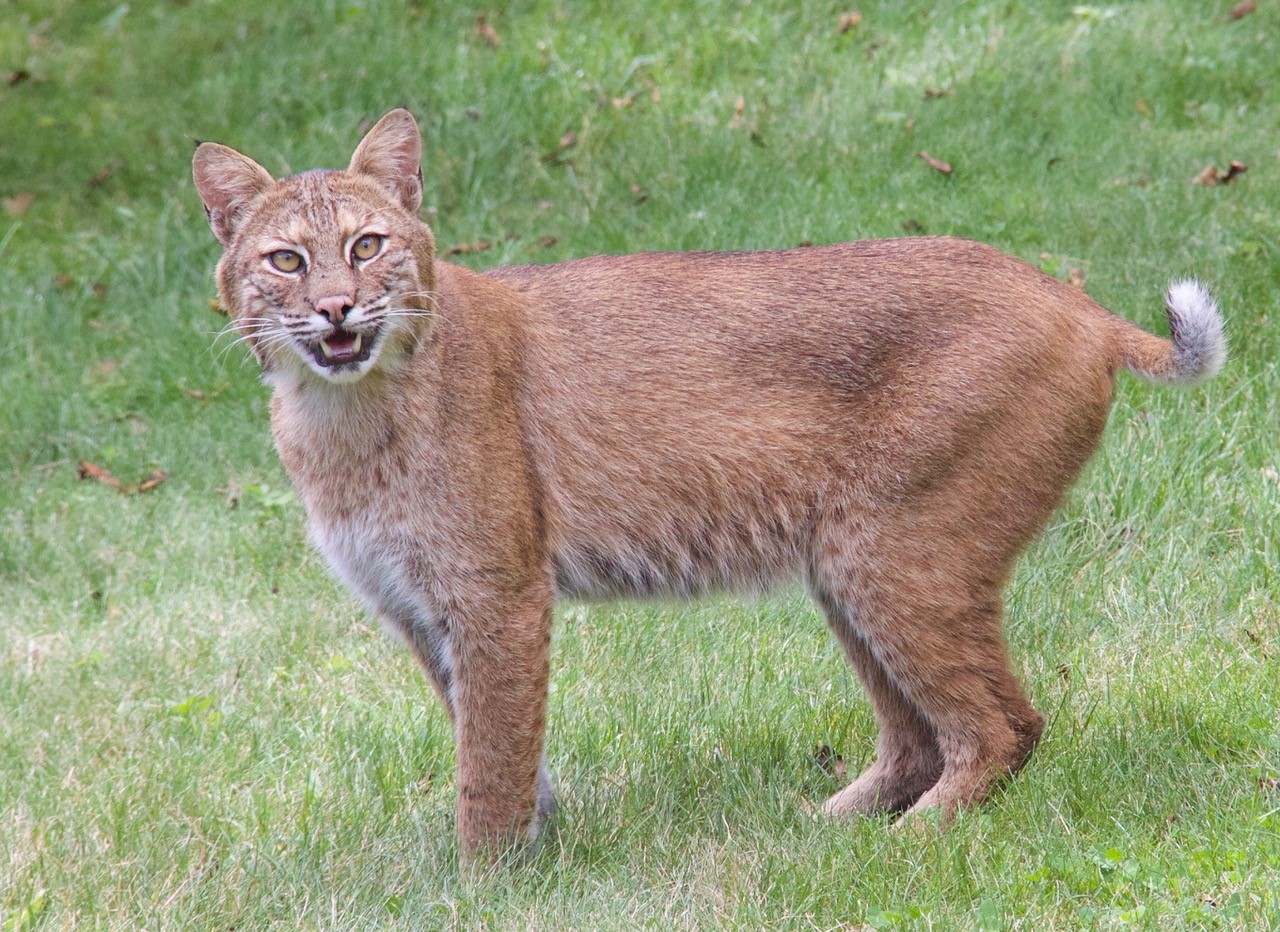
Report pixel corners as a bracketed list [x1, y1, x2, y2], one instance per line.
[810, 516, 1044, 825]
[810, 581, 943, 816]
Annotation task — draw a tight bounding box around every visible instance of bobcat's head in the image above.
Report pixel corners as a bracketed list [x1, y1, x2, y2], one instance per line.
[193, 109, 436, 385]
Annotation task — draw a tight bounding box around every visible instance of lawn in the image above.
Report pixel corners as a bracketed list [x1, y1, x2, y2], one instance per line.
[2, 0, 1279, 927]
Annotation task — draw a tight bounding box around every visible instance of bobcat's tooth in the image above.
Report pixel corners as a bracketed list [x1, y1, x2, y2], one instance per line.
[352, 333, 362, 354]
[320, 340, 334, 359]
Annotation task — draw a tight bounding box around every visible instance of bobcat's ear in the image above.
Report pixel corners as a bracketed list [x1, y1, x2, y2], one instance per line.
[348, 109, 423, 214]
[193, 143, 274, 246]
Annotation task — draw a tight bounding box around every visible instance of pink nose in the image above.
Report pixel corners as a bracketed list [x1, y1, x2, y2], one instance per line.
[314, 294, 354, 324]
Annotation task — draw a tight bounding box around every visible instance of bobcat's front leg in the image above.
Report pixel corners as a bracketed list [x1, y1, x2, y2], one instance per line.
[450, 586, 555, 862]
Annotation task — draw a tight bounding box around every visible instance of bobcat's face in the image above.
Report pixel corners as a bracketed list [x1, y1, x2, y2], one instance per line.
[223, 172, 432, 384]
[194, 110, 435, 385]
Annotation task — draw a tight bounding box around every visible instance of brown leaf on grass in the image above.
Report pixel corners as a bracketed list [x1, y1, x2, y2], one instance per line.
[3, 193, 35, 216]
[446, 240, 491, 256]
[88, 161, 123, 188]
[1134, 98, 1153, 117]
[630, 182, 648, 204]
[1194, 160, 1247, 186]
[77, 461, 122, 490]
[5, 69, 30, 86]
[918, 151, 953, 175]
[536, 235, 558, 249]
[923, 87, 954, 99]
[837, 10, 863, 33]
[476, 12, 501, 47]
[1230, 0, 1257, 20]
[53, 274, 75, 291]
[611, 93, 636, 110]
[92, 282, 108, 298]
[727, 95, 746, 130]
[135, 470, 167, 494]
[541, 132, 578, 164]
[812, 745, 848, 780]
[1068, 267, 1087, 290]
[77, 461, 167, 495]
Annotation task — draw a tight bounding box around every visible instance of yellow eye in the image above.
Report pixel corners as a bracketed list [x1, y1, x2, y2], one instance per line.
[268, 250, 303, 273]
[352, 234, 383, 262]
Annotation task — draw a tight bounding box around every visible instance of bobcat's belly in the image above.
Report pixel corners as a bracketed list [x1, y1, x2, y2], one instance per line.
[549, 510, 806, 600]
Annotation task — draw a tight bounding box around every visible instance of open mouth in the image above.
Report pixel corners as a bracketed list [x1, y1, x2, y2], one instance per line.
[309, 327, 378, 369]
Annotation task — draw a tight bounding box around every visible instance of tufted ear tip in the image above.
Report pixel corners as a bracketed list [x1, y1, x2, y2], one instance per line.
[348, 109, 423, 213]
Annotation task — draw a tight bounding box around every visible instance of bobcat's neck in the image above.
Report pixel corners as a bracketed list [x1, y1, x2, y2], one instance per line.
[267, 261, 529, 526]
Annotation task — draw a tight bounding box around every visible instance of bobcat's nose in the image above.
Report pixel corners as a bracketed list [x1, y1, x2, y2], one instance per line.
[314, 294, 354, 325]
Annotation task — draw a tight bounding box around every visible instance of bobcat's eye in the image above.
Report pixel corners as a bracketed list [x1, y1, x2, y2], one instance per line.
[351, 234, 383, 263]
[268, 250, 303, 273]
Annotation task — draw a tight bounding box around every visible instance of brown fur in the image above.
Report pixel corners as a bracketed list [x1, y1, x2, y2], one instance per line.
[193, 110, 1224, 863]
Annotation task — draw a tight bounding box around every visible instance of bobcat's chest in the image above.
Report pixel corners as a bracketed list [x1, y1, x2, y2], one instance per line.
[311, 513, 448, 648]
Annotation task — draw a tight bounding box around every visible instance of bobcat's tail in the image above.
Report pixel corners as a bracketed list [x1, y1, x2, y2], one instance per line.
[1115, 280, 1226, 386]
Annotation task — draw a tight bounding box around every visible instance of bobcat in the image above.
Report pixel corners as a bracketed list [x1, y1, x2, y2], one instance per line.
[193, 109, 1224, 863]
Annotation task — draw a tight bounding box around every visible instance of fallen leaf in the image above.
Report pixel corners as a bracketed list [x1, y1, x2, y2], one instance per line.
[53, 274, 74, 291]
[924, 87, 954, 99]
[5, 69, 30, 86]
[837, 10, 863, 33]
[1230, 0, 1256, 20]
[92, 282, 108, 298]
[77, 461, 122, 490]
[135, 470, 167, 494]
[88, 161, 123, 188]
[446, 240, 491, 256]
[864, 38, 887, 59]
[541, 132, 578, 164]
[1068, 267, 1087, 289]
[611, 93, 636, 109]
[630, 182, 648, 204]
[536, 235, 557, 249]
[3, 193, 36, 216]
[918, 151, 953, 175]
[1134, 98, 1153, 117]
[1194, 160, 1247, 186]
[727, 95, 746, 130]
[901, 218, 925, 234]
[476, 12, 501, 47]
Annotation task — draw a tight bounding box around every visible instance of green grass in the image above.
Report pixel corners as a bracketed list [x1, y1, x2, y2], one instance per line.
[3, 0, 1279, 927]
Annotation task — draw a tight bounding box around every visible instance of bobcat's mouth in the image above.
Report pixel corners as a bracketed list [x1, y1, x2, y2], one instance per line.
[309, 327, 379, 369]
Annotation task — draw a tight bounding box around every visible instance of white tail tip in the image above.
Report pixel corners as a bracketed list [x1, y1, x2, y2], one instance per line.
[1163, 279, 1226, 385]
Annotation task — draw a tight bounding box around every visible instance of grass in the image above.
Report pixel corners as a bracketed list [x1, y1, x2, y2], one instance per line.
[2, 0, 1279, 927]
